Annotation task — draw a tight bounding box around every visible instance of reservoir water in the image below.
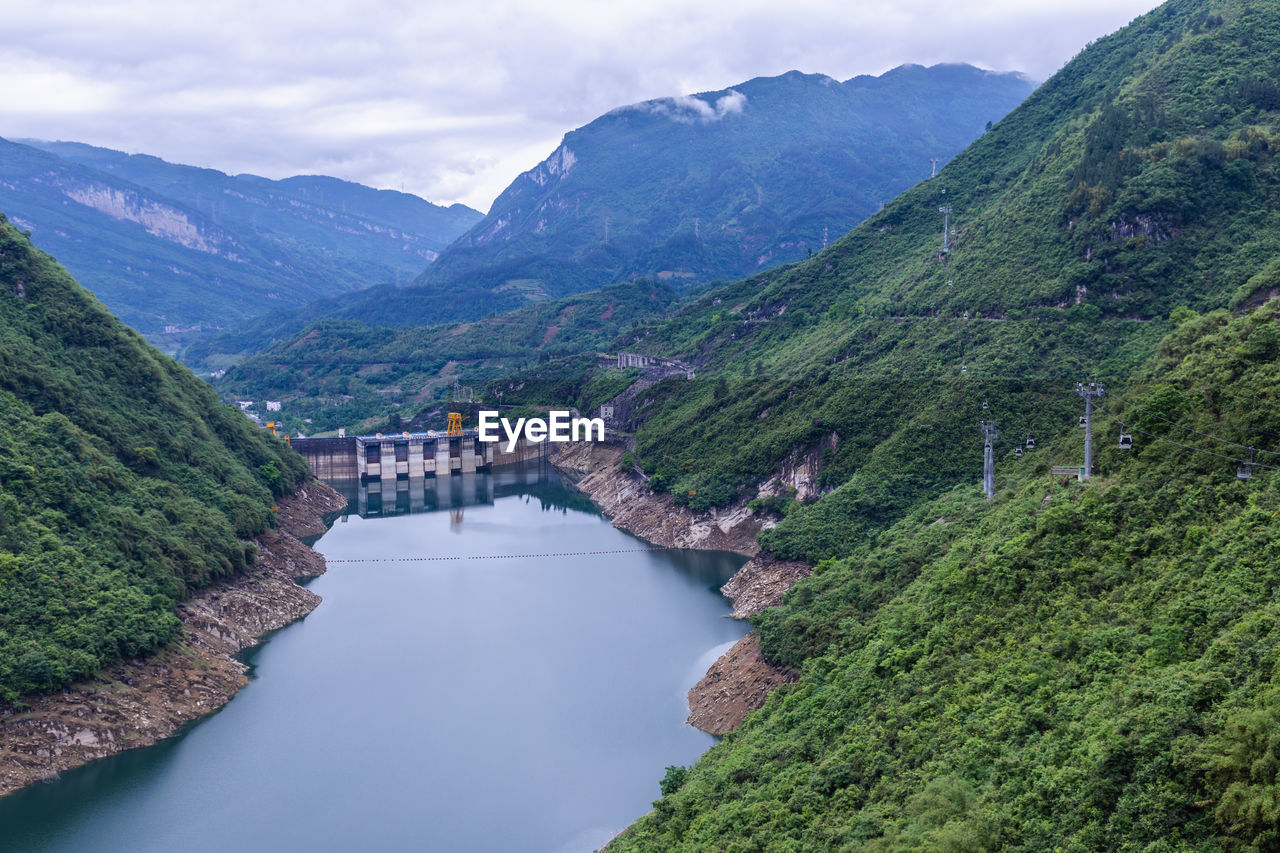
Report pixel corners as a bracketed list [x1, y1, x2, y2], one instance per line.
[0, 462, 748, 852]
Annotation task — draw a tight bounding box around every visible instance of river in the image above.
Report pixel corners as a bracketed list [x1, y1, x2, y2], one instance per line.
[0, 462, 748, 852]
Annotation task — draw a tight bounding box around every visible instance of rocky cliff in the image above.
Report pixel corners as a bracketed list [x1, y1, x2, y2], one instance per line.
[551, 439, 764, 555]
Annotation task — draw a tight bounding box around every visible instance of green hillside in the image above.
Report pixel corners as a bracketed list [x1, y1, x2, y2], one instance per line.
[212, 280, 678, 434]
[612, 303, 1280, 851]
[456, 1, 1280, 846]
[529, 0, 1280, 847]
[545, 0, 1280, 564]
[0, 214, 308, 705]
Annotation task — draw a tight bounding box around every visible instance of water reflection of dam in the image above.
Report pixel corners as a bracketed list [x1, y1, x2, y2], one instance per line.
[325, 459, 597, 520]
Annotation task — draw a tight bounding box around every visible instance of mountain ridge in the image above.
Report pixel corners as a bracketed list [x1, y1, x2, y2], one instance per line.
[421, 62, 1036, 301]
[0, 138, 482, 338]
[239, 63, 1033, 341]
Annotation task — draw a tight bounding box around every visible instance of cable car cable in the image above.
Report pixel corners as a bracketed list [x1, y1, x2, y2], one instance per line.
[1118, 404, 1280, 457]
[1096, 410, 1279, 472]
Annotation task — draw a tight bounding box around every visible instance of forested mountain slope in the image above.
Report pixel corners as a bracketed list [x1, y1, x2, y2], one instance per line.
[0, 139, 481, 339]
[0, 214, 308, 705]
[213, 280, 679, 434]
[572, 0, 1280, 847]
[223, 64, 1031, 349]
[613, 301, 1280, 850]
[515, 0, 1280, 567]
[28, 141, 480, 252]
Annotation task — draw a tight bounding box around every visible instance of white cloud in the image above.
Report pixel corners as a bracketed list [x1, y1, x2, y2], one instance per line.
[0, 0, 1162, 212]
[627, 89, 748, 124]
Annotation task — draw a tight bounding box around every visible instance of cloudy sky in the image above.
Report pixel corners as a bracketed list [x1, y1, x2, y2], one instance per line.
[3, 0, 1161, 213]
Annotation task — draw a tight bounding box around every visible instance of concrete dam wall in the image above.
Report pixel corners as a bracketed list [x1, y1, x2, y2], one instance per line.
[290, 432, 551, 481]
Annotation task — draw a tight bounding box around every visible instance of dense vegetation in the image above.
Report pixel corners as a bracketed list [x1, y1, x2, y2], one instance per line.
[0, 215, 308, 704]
[574, 0, 1280, 848]
[3, 3, 1270, 848]
[213, 280, 678, 435]
[0, 138, 480, 340]
[564, 0, 1280, 566]
[612, 302, 1280, 851]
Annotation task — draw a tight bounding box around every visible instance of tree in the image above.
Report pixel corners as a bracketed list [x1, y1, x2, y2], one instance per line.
[659, 765, 688, 796]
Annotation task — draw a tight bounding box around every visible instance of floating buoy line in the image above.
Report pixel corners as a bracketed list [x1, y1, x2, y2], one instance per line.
[324, 546, 678, 564]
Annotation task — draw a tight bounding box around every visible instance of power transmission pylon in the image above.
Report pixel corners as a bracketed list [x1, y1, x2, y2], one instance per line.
[938, 206, 952, 253]
[452, 377, 473, 403]
[981, 420, 999, 499]
[1075, 381, 1105, 478]
[930, 157, 939, 178]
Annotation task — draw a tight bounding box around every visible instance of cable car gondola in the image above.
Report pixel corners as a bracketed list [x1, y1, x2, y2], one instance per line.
[1239, 448, 1257, 480]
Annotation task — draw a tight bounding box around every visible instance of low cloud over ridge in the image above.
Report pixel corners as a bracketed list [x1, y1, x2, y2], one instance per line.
[0, 0, 1162, 211]
[636, 89, 748, 123]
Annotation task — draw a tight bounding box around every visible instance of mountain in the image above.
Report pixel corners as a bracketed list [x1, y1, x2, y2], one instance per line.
[0, 138, 481, 339]
[476, 0, 1280, 845]
[511, 0, 1280, 556]
[416, 64, 1034, 304]
[0, 212, 308, 704]
[25, 140, 479, 252]
[226, 63, 1034, 343]
[185, 63, 1033, 393]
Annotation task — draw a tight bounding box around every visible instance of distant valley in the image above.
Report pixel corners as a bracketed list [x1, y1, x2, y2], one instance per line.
[9, 1, 1280, 848]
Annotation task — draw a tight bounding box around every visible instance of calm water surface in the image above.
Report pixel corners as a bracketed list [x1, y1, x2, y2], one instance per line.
[0, 463, 747, 852]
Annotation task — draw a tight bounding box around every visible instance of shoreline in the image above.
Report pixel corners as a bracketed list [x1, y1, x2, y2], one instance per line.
[1, 447, 805, 798]
[549, 440, 811, 736]
[0, 480, 347, 798]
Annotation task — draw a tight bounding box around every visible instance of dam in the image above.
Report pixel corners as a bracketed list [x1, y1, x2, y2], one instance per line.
[290, 430, 550, 480]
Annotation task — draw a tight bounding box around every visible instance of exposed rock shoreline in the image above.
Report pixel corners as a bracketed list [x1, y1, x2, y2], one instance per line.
[0, 480, 347, 798]
[1, 444, 807, 797]
[550, 439, 764, 555]
[550, 440, 812, 736]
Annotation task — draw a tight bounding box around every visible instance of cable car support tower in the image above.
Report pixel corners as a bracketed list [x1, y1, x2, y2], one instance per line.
[1076, 381, 1105, 479]
[981, 420, 999, 499]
